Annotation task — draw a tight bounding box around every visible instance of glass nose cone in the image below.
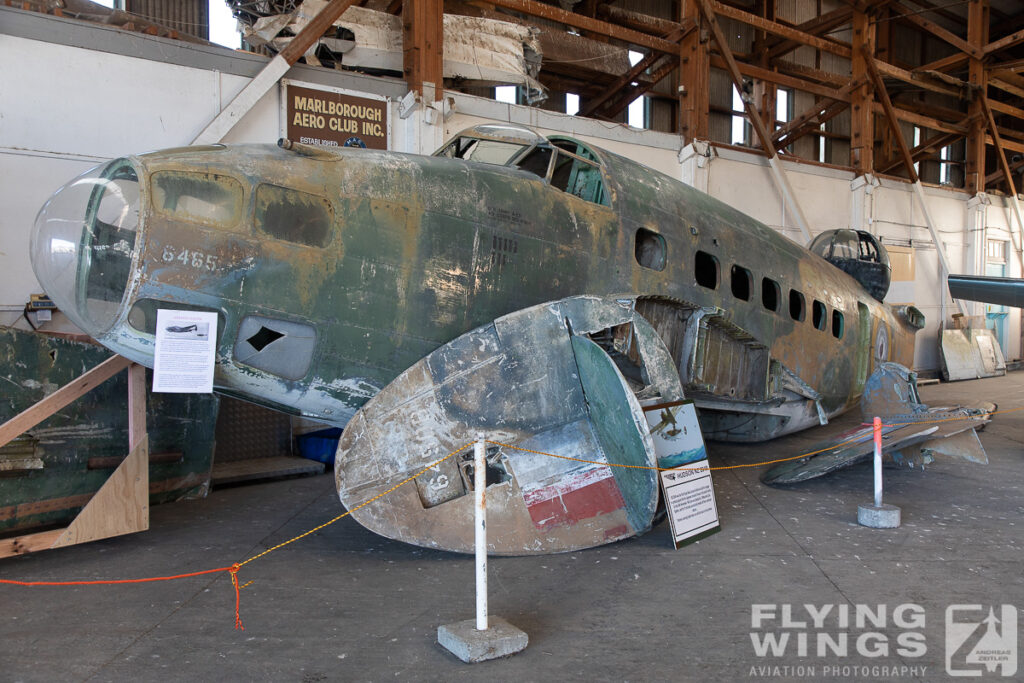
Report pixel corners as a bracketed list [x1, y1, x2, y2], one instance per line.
[30, 159, 141, 337]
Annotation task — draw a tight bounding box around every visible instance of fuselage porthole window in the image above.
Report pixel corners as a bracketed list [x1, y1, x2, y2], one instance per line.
[789, 289, 806, 322]
[731, 265, 753, 301]
[812, 300, 827, 331]
[762, 277, 781, 312]
[635, 229, 666, 271]
[832, 310, 845, 339]
[695, 251, 719, 290]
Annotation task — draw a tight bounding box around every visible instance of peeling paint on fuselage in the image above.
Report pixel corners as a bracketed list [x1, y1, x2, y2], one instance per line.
[82, 139, 917, 438]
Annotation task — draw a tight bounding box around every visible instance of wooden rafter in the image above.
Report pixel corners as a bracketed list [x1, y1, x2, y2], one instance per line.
[772, 77, 866, 150]
[485, 0, 679, 54]
[599, 58, 679, 119]
[892, 1, 981, 59]
[861, 44, 918, 181]
[709, 0, 852, 59]
[581, 24, 691, 118]
[878, 130, 960, 174]
[981, 96, 1020, 196]
[985, 27, 1024, 56]
[765, 7, 853, 60]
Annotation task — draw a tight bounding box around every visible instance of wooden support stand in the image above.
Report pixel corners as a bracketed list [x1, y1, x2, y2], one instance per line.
[0, 358, 150, 558]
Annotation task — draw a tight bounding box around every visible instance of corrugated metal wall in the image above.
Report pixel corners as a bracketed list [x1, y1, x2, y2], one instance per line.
[126, 0, 209, 40]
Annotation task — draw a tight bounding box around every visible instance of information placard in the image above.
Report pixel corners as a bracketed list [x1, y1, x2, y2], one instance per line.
[152, 310, 217, 393]
[643, 400, 721, 548]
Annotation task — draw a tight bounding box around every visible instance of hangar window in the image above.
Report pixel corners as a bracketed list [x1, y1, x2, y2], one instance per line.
[812, 300, 827, 331]
[695, 251, 718, 289]
[832, 310, 845, 339]
[255, 184, 333, 248]
[731, 265, 752, 301]
[762, 278, 780, 312]
[635, 229, 666, 271]
[789, 289, 805, 321]
[151, 171, 243, 229]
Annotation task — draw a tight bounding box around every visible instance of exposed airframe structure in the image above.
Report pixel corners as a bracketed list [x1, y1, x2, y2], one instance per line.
[32, 123, 960, 553]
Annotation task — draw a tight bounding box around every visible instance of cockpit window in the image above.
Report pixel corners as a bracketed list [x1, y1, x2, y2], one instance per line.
[549, 148, 608, 206]
[435, 137, 529, 165]
[255, 184, 333, 248]
[151, 171, 243, 229]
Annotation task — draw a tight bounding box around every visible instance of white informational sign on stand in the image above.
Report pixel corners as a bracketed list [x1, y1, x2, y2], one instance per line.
[642, 400, 721, 548]
[152, 309, 218, 393]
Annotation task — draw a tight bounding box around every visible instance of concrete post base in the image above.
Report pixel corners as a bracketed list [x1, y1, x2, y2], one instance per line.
[438, 617, 528, 663]
[858, 503, 901, 528]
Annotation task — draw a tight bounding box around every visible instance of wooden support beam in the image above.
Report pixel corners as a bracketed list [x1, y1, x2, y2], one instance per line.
[0, 355, 131, 450]
[679, 0, 709, 141]
[772, 78, 864, 149]
[892, 1, 981, 59]
[600, 59, 678, 119]
[0, 360, 151, 559]
[862, 45, 917, 182]
[774, 99, 849, 152]
[965, 0, 988, 194]
[981, 96, 1018, 196]
[916, 52, 969, 74]
[697, 0, 813, 242]
[582, 26, 689, 118]
[709, 56, 850, 101]
[707, 0, 852, 58]
[402, 0, 443, 97]
[765, 7, 852, 60]
[850, 10, 875, 175]
[985, 27, 1024, 56]
[486, 0, 680, 54]
[989, 70, 1024, 99]
[879, 130, 960, 174]
[874, 59, 968, 98]
[193, 0, 359, 143]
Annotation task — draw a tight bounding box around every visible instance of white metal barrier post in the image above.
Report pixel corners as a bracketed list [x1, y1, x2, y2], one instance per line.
[437, 437, 527, 662]
[857, 416, 902, 528]
[474, 438, 488, 631]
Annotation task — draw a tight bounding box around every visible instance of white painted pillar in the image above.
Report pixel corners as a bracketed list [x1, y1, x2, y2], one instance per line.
[395, 85, 447, 156]
[850, 174, 879, 233]
[966, 194, 991, 318]
[678, 140, 712, 194]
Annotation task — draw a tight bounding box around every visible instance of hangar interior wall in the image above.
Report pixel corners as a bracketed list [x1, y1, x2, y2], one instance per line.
[2, 7, 1020, 372]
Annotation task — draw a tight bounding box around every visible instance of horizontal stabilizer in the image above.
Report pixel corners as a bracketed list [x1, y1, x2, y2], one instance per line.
[334, 295, 685, 555]
[762, 363, 992, 486]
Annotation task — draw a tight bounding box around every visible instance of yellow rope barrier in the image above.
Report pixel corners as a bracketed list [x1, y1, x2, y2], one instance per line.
[3, 401, 1019, 629]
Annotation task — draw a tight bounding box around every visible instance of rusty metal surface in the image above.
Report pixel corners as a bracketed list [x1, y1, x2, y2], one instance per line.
[0, 327, 219, 533]
[32, 130, 917, 442]
[335, 296, 684, 555]
[29, 124, 937, 548]
[761, 363, 993, 486]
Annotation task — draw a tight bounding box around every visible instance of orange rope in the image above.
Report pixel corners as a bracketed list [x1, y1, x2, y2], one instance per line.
[0, 445, 472, 629]
[0, 565, 234, 587]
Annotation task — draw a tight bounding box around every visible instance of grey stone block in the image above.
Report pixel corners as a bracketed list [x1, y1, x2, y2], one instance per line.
[437, 616, 528, 663]
[858, 503, 901, 528]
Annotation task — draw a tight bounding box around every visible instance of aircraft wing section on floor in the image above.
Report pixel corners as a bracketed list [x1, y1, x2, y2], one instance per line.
[334, 295, 686, 555]
[761, 363, 993, 486]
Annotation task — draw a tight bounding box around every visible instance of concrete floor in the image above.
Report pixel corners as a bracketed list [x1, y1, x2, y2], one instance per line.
[2, 373, 1022, 682]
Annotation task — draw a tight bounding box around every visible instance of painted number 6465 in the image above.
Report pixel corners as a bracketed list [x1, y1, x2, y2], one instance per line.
[162, 246, 218, 271]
